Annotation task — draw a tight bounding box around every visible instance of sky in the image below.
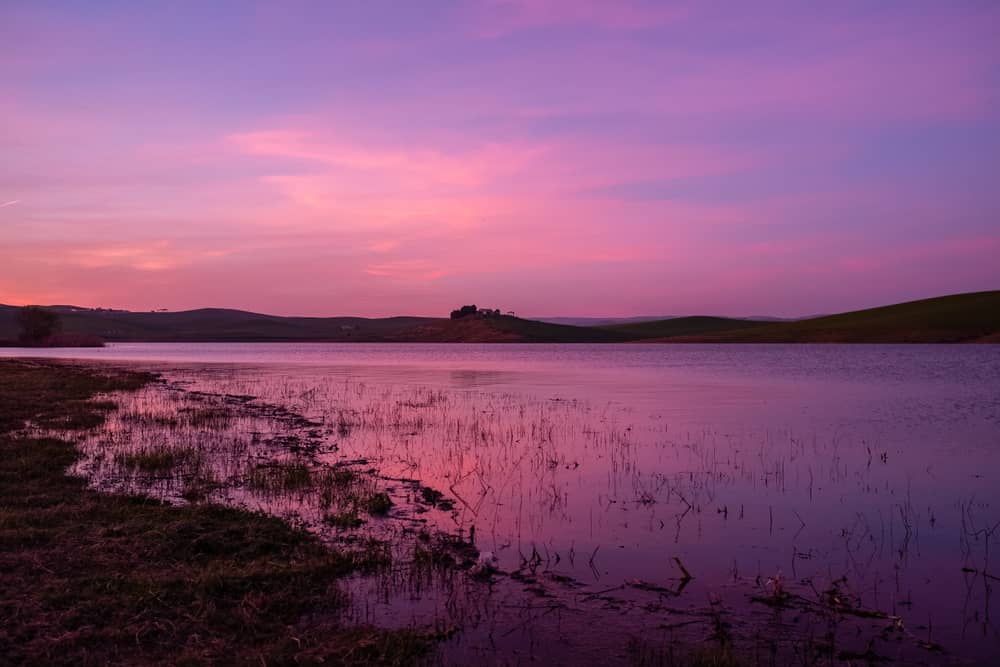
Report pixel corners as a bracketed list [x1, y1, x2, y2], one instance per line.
[1, 1, 998, 318]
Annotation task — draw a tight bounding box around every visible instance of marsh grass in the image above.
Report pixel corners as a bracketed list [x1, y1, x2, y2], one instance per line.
[180, 469, 220, 503]
[114, 445, 201, 474]
[342, 535, 393, 571]
[316, 466, 364, 506]
[0, 360, 428, 665]
[325, 509, 365, 529]
[246, 460, 313, 492]
[411, 531, 479, 572]
[44, 358, 978, 664]
[180, 405, 234, 427]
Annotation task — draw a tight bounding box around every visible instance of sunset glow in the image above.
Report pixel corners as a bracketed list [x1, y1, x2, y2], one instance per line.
[2, 1, 998, 316]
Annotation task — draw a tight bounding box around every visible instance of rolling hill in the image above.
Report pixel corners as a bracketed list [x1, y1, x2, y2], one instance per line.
[1, 291, 997, 344]
[0, 306, 627, 344]
[0, 305, 437, 343]
[643, 291, 1000, 343]
[598, 316, 768, 339]
[537, 315, 677, 327]
[401, 315, 629, 343]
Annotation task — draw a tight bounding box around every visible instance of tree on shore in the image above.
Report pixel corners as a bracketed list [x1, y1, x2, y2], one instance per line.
[18, 306, 61, 345]
[450, 304, 478, 319]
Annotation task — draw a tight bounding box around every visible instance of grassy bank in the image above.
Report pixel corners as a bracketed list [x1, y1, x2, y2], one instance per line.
[0, 359, 426, 665]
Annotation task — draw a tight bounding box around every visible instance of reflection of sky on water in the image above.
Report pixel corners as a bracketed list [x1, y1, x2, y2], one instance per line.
[16, 343, 1000, 661]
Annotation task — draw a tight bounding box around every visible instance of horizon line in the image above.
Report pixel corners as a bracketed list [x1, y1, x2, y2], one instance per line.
[3, 288, 998, 323]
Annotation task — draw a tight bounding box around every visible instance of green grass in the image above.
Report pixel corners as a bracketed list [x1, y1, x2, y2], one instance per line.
[0, 360, 428, 665]
[0, 304, 436, 343]
[595, 292, 1000, 343]
[401, 314, 629, 343]
[486, 315, 629, 342]
[695, 290, 1000, 343]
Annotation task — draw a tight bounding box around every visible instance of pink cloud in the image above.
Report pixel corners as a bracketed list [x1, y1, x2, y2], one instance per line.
[365, 259, 448, 283]
[226, 128, 555, 229]
[228, 129, 547, 185]
[2, 2, 997, 317]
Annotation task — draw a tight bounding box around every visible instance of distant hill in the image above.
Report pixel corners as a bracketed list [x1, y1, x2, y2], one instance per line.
[537, 316, 677, 327]
[0, 305, 623, 344]
[598, 316, 768, 339]
[648, 291, 1000, 343]
[1, 291, 997, 344]
[537, 315, 790, 326]
[0, 305, 437, 342]
[402, 315, 629, 343]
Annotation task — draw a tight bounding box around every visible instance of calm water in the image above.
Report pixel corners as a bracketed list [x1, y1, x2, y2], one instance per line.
[7, 343, 1000, 664]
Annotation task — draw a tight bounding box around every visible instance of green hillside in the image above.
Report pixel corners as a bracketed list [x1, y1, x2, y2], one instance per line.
[0, 305, 436, 342]
[491, 316, 629, 342]
[0, 306, 625, 344]
[685, 291, 1000, 343]
[385, 314, 627, 343]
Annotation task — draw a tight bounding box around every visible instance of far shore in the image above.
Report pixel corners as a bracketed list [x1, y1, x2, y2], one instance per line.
[2, 290, 998, 344]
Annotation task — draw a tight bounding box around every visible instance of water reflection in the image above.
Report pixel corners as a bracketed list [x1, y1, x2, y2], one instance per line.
[24, 344, 1000, 663]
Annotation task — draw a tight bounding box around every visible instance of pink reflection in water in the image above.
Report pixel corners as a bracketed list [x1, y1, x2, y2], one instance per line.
[28, 343, 1000, 662]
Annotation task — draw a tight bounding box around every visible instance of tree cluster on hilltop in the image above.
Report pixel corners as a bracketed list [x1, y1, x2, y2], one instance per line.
[450, 305, 502, 320]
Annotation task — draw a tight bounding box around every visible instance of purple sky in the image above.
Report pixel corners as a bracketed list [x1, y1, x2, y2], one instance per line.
[2, 1, 998, 317]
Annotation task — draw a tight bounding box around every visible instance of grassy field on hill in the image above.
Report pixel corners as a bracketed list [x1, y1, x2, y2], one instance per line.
[491, 316, 631, 342]
[678, 291, 1000, 343]
[389, 314, 628, 342]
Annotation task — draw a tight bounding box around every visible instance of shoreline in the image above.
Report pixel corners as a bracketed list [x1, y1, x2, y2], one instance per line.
[0, 359, 429, 665]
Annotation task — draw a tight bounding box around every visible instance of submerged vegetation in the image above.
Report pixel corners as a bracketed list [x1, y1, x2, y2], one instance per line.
[246, 460, 314, 491]
[114, 445, 202, 473]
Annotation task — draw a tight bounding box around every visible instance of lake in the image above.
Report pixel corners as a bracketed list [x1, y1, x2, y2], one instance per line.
[6, 343, 1000, 664]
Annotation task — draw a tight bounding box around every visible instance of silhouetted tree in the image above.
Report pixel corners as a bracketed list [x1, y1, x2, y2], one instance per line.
[18, 306, 61, 344]
[450, 304, 478, 319]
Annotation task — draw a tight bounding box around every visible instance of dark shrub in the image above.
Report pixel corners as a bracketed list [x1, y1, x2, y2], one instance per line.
[18, 306, 61, 345]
